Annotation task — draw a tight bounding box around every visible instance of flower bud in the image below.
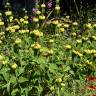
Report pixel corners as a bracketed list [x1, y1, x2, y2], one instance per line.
[11, 63, 17, 69]
[41, 4, 46, 8]
[55, 6, 60, 11]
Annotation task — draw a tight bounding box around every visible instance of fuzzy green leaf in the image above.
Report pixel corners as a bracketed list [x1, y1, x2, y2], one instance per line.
[18, 77, 28, 83]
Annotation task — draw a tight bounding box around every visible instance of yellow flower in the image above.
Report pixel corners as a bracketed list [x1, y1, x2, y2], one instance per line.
[59, 28, 65, 32]
[85, 23, 92, 29]
[11, 63, 17, 69]
[78, 53, 83, 57]
[23, 20, 28, 24]
[24, 15, 28, 19]
[6, 2, 10, 6]
[79, 64, 83, 67]
[63, 24, 69, 28]
[41, 4, 46, 8]
[85, 60, 92, 65]
[49, 39, 54, 43]
[26, 29, 29, 33]
[82, 37, 88, 40]
[5, 11, 12, 16]
[56, 78, 62, 83]
[9, 19, 13, 22]
[94, 54, 96, 57]
[91, 36, 96, 40]
[31, 42, 41, 49]
[9, 16, 13, 19]
[72, 22, 78, 26]
[31, 29, 43, 37]
[47, 49, 53, 54]
[0, 32, 5, 36]
[55, 6, 60, 11]
[65, 16, 70, 19]
[73, 50, 83, 57]
[33, 17, 39, 22]
[2, 60, 8, 65]
[0, 13, 2, 16]
[19, 30, 25, 34]
[0, 40, 2, 44]
[57, 24, 62, 27]
[50, 86, 54, 91]
[73, 50, 77, 54]
[20, 18, 24, 22]
[61, 83, 65, 87]
[13, 25, 20, 30]
[84, 49, 92, 54]
[71, 32, 76, 36]
[36, 10, 41, 15]
[91, 49, 96, 54]
[8, 26, 13, 30]
[39, 15, 45, 20]
[65, 44, 71, 49]
[10, 28, 15, 33]
[52, 20, 59, 25]
[0, 21, 4, 26]
[6, 27, 10, 31]
[19, 30, 29, 34]
[15, 38, 22, 44]
[76, 39, 82, 43]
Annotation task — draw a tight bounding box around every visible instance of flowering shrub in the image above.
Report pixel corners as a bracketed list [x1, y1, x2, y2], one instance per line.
[0, 1, 96, 96]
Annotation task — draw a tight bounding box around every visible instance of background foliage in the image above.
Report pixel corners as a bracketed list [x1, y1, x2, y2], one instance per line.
[0, 0, 96, 96]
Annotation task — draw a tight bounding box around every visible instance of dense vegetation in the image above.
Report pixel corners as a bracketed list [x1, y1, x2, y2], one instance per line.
[0, 0, 96, 96]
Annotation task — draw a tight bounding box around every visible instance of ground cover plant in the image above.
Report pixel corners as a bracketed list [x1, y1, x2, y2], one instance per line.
[0, 1, 96, 96]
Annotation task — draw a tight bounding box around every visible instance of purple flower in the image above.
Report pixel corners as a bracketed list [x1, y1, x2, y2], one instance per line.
[47, 0, 52, 9]
[29, 15, 35, 22]
[32, 8, 38, 13]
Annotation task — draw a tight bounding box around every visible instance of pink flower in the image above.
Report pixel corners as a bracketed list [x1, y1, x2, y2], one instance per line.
[47, 0, 52, 9]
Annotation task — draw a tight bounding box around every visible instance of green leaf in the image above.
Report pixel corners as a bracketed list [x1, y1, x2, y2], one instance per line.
[36, 84, 43, 95]
[37, 57, 47, 70]
[94, 71, 96, 77]
[0, 67, 10, 82]
[37, 57, 46, 64]
[18, 67, 24, 76]
[7, 82, 10, 93]
[20, 88, 28, 96]
[49, 64, 58, 73]
[40, 47, 48, 52]
[2, 83, 11, 94]
[2, 72, 10, 82]
[25, 88, 29, 96]
[21, 95, 25, 96]
[15, 67, 24, 77]
[18, 77, 28, 83]
[2, 83, 8, 89]
[64, 66, 71, 72]
[10, 75, 16, 84]
[11, 88, 19, 96]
